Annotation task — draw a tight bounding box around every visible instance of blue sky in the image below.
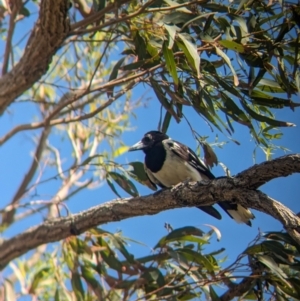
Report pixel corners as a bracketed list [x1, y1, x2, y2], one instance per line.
[0, 0, 300, 295]
[3, 85, 299, 265]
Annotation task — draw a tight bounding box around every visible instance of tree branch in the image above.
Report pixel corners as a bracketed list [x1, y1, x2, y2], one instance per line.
[220, 269, 261, 301]
[0, 0, 70, 114]
[2, 0, 21, 75]
[1, 127, 51, 226]
[0, 154, 299, 270]
[0, 62, 162, 146]
[235, 154, 300, 189]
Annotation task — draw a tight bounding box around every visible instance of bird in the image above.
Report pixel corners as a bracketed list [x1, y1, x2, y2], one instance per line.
[129, 130, 255, 226]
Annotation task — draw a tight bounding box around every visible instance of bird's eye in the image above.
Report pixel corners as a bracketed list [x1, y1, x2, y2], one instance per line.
[143, 136, 151, 144]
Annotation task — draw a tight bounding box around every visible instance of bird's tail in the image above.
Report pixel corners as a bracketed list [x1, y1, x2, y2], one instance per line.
[219, 203, 255, 226]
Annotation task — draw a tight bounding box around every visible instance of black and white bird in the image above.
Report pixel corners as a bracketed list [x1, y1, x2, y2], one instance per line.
[129, 130, 255, 226]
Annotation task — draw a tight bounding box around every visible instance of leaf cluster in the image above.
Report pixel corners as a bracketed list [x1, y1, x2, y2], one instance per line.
[108, 0, 300, 151]
[3, 226, 300, 300]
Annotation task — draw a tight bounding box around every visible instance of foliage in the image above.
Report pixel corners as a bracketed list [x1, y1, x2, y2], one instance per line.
[3, 226, 300, 300]
[0, 0, 299, 300]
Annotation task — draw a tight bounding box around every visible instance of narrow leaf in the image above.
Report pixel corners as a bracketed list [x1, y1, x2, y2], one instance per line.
[155, 226, 205, 248]
[257, 255, 289, 283]
[219, 40, 245, 53]
[71, 272, 85, 300]
[163, 42, 179, 85]
[240, 100, 295, 127]
[215, 46, 239, 86]
[109, 172, 139, 197]
[112, 146, 129, 157]
[107, 57, 126, 98]
[162, 111, 172, 134]
[178, 34, 200, 77]
[164, 24, 177, 49]
[201, 141, 218, 168]
[106, 175, 122, 198]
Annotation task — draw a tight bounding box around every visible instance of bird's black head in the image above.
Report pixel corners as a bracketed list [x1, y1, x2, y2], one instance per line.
[129, 131, 169, 153]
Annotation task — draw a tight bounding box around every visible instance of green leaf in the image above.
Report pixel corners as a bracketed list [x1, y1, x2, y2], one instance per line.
[134, 32, 148, 60]
[162, 111, 172, 134]
[108, 57, 126, 82]
[129, 161, 148, 181]
[201, 3, 229, 12]
[251, 68, 267, 89]
[245, 241, 294, 263]
[178, 34, 200, 77]
[81, 265, 104, 298]
[112, 145, 129, 157]
[163, 12, 192, 25]
[201, 142, 218, 168]
[164, 24, 177, 49]
[107, 57, 126, 98]
[150, 78, 181, 123]
[220, 92, 251, 125]
[177, 248, 216, 272]
[215, 46, 239, 86]
[122, 60, 147, 71]
[257, 255, 289, 284]
[215, 77, 241, 98]
[257, 79, 285, 93]
[109, 235, 135, 263]
[163, 0, 192, 13]
[106, 175, 122, 198]
[276, 281, 300, 300]
[219, 40, 245, 53]
[108, 172, 139, 197]
[101, 249, 124, 272]
[240, 100, 295, 127]
[264, 232, 300, 253]
[142, 267, 166, 287]
[277, 58, 291, 93]
[163, 42, 179, 85]
[128, 161, 157, 190]
[209, 285, 221, 301]
[29, 267, 50, 294]
[228, 14, 249, 39]
[168, 248, 190, 269]
[20, 6, 30, 17]
[54, 286, 60, 301]
[71, 272, 85, 300]
[155, 226, 205, 248]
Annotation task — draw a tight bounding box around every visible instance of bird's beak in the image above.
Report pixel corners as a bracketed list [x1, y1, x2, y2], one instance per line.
[128, 140, 145, 151]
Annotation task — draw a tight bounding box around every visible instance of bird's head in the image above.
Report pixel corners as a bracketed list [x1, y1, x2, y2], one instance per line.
[129, 131, 169, 153]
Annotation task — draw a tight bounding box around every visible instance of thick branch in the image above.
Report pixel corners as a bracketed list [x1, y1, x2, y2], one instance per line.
[0, 0, 70, 114]
[0, 154, 299, 270]
[235, 154, 300, 189]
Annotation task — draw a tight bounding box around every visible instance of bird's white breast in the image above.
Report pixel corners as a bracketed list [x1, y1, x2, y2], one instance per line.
[152, 147, 203, 187]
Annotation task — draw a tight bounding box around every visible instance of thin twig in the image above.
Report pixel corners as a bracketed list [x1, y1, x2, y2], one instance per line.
[2, 0, 21, 75]
[1, 127, 51, 225]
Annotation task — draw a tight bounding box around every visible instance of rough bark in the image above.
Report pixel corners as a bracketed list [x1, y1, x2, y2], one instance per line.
[0, 154, 299, 270]
[0, 0, 70, 114]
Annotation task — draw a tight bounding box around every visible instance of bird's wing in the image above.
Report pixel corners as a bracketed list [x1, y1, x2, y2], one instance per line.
[163, 140, 255, 225]
[147, 140, 221, 220]
[164, 140, 215, 180]
[195, 206, 222, 220]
